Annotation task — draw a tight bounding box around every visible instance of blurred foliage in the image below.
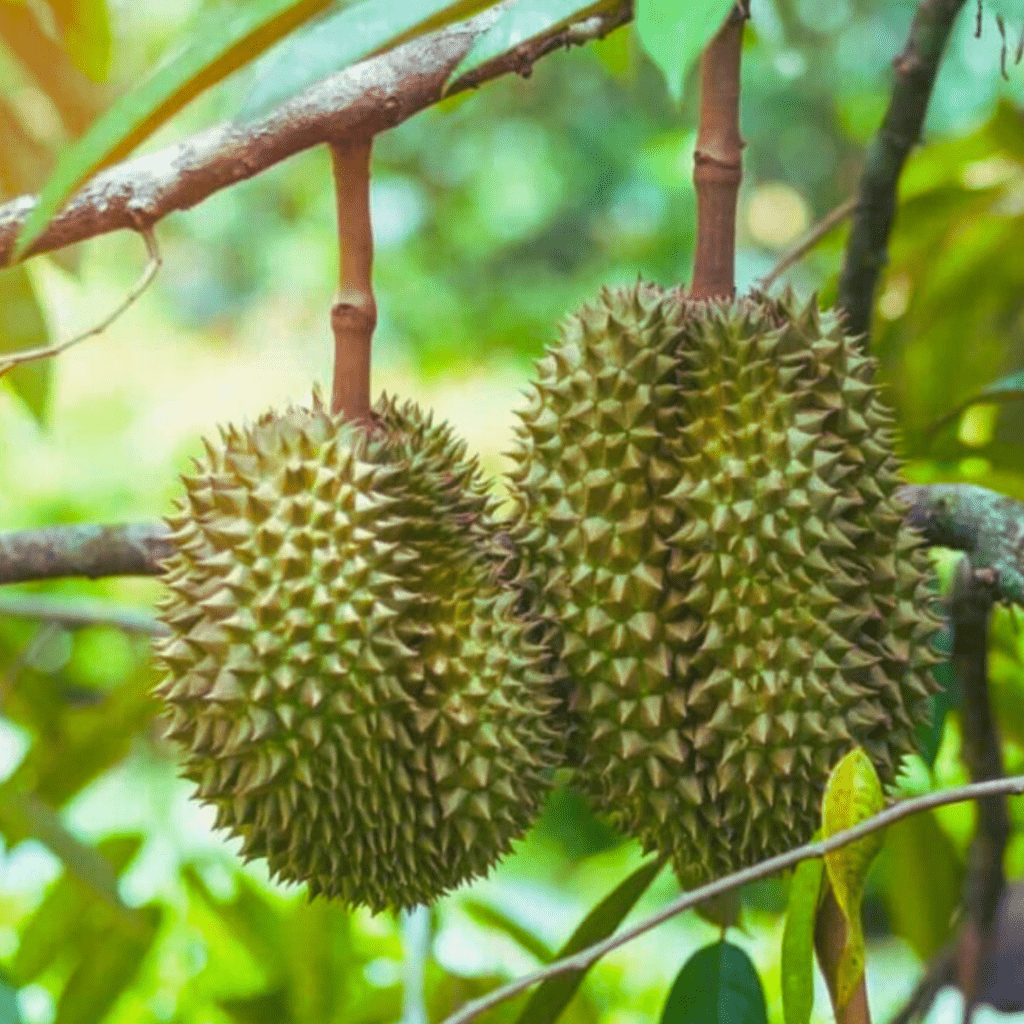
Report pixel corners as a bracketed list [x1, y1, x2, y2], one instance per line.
[2, 0, 1024, 1022]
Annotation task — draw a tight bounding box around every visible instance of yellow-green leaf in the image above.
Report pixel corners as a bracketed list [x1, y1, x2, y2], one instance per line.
[0, 264, 51, 423]
[820, 748, 885, 1010]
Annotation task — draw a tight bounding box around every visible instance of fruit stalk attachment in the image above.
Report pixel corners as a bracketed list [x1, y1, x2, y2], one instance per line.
[329, 137, 377, 422]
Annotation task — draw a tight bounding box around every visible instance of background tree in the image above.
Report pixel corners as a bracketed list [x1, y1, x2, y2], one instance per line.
[1, 1, 1024, 1023]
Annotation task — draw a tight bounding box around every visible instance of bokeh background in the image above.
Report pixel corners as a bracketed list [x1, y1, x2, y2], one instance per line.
[2, 0, 1024, 1021]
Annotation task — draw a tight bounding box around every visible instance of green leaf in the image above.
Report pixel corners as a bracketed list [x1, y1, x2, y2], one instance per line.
[15, 0, 341, 256]
[239, 0, 497, 119]
[634, 0, 733, 103]
[0, 976, 21, 1024]
[660, 941, 767, 1024]
[781, 857, 823, 1024]
[45, 0, 112, 81]
[0, 265, 52, 424]
[881, 811, 963, 961]
[444, 0, 614, 92]
[513, 855, 665, 1024]
[927, 368, 1024, 439]
[54, 905, 160, 1024]
[461, 898, 554, 963]
[820, 748, 886, 1011]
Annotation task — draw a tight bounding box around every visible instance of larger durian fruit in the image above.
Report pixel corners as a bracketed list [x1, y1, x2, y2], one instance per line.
[154, 393, 560, 911]
[507, 285, 939, 887]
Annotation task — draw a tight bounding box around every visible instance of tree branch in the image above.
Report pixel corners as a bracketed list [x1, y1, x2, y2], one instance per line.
[838, 0, 970, 339]
[0, 522, 172, 584]
[0, 1, 631, 268]
[440, 776, 1024, 1024]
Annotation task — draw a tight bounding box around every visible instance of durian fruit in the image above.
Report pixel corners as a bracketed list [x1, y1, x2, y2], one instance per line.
[154, 392, 560, 912]
[507, 284, 940, 887]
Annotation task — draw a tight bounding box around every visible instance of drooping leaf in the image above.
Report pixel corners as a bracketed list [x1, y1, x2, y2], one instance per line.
[660, 941, 767, 1024]
[0, 265, 52, 424]
[634, 0, 733, 103]
[444, 0, 616, 92]
[927, 368, 1024, 439]
[461, 898, 554, 963]
[238, 0, 497, 120]
[881, 811, 963, 961]
[780, 857, 823, 1024]
[513, 855, 665, 1024]
[45, 0, 112, 82]
[820, 748, 886, 1010]
[15, 0, 343, 256]
[53, 905, 160, 1024]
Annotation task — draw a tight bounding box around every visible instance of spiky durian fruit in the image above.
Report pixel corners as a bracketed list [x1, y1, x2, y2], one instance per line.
[507, 284, 940, 887]
[154, 393, 560, 911]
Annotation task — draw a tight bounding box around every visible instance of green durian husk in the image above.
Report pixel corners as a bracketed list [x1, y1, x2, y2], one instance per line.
[507, 283, 942, 887]
[155, 392, 561, 911]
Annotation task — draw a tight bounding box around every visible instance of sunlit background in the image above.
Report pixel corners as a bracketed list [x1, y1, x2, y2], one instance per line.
[2, 0, 1024, 1021]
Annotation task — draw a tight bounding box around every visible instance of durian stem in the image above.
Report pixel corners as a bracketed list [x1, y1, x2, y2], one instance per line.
[690, 4, 747, 301]
[814, 882, 872, 1024]
[838, 0, 970, 340]
[329, 137, 377, 423]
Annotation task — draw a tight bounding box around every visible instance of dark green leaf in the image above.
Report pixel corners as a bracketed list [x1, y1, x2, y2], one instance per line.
[239, 0, 497, 119]
[882, 812, 963, 961]
[513, 856, 665, 1024]
[54, 905, 160, 1024]
[781, 858, 823, 1024]
[461, 898, 554, 964]
[634, 0, 733, 102]
[0, 265, 51, 424]
[660, 941, 767, 1024]
[15, 0, 341, 256]
[45, 0, 112, 82]
[444, 0, 614, 92]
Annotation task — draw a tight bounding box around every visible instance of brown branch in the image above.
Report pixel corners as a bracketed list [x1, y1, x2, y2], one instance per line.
[838, 0, 970, 339]
[815, 882, 871, 1024]
[758, 196, 856, 292]
[950, 559, 1006, 1021]
[329, 139, 375, 422]
[0, 522, 171, 584]
[689, 4, 747, 300]
[439, 776, 1024, 1024]
[0, 228, 160, 377]
[0, 1, 631, 268]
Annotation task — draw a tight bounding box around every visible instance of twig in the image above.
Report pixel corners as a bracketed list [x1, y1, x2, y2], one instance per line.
[400, 906, 432, 1024]
[838, 0, 970, 340]
[815, 882, 872, 1024]
[0, 1, 631, 268]
[0, 522, 172, 584]
[439, 776, 1024, 1024]
[949, 559, 1006, 1022]
[0, 593, 167, 635]
[689, 3, 748, 300]
[758, 196, 856, 291]
[329, 139, 376, 422]
[0, 228, 161, 377]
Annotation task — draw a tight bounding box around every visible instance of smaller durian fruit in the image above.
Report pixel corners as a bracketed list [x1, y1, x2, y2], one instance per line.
[154, 392, 560, 912]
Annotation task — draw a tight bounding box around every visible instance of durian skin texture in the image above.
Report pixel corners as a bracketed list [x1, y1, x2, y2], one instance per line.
[155, 394, 559, 912]
[508, 284, 940, 887]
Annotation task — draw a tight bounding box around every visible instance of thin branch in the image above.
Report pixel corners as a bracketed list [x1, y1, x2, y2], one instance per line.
[689, 3, 747, 300]
[0, 228, 161, 377]
[815, 882, 872, 1024]
[439, 776, 1024, 1024]
[329, 138, 376, 422]
[0, 522, 171, 584]
[0, 1, 631, 268]
[0, 593, 166, 635]
[949, 559, 1006, 1022]
[838, 0, 970, 339]
[758, 196, 856, 292]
